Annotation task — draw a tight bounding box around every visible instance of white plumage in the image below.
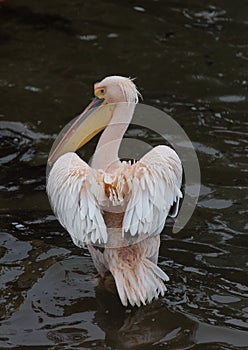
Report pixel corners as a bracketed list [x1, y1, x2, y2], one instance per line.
[47, 146, 182, 247]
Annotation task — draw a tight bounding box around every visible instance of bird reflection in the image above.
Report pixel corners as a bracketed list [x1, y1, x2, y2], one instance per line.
[93, 275, 196, 349]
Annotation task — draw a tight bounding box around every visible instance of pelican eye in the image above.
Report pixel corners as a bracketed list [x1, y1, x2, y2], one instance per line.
[94, 86, 106, 99]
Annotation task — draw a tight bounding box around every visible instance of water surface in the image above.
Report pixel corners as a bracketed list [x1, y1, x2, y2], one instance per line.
[0, 0, 248, 349]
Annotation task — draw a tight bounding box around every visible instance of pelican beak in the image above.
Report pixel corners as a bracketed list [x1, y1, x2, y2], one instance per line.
[48, 97, 115, 166]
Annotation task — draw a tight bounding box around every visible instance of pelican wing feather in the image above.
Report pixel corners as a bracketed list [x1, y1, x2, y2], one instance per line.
[123, 145, 183, 238]
[47, 152, 108, 247]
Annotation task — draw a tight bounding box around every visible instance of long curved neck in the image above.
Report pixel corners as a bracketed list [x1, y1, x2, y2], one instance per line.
[91, 103, 135, 173]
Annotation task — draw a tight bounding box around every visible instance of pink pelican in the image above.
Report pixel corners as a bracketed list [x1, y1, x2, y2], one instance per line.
[47, 76, 182, 307]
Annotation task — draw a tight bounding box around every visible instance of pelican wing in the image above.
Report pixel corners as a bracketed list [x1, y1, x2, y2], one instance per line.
[47, 152, 108, 247]
[123, 145, 182, 238]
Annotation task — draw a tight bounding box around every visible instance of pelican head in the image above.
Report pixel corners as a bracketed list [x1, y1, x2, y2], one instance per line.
[94, 76, 140, 104]
[48, 76, 140, 166]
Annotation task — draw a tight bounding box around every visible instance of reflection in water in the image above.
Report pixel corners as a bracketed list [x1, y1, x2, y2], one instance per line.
[95, 284, 196, 349]
[1, 0, 248, 349]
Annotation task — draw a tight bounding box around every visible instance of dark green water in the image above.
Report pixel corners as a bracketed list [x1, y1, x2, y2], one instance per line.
[0, 0, 248, 349]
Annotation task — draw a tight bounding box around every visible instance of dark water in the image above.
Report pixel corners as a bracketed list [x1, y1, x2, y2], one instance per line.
[1, 0, 248, 349]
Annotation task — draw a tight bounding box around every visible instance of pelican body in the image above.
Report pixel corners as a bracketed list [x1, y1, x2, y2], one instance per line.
[47, 76, 182, 307]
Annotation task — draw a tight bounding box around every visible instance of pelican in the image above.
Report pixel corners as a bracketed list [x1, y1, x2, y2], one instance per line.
[47, 76, 182, 307]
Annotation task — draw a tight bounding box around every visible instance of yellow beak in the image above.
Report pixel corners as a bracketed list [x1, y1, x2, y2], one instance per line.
[48, 97, 115, 166]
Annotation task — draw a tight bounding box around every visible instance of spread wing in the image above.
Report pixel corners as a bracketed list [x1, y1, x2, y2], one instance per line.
[47, 146, 182, 248]
[122, 145, 183, 238]
[47, 152, 108, 247]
